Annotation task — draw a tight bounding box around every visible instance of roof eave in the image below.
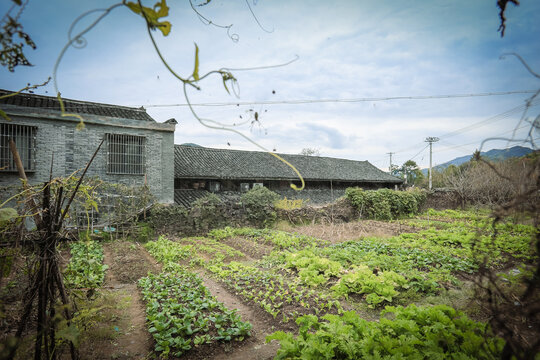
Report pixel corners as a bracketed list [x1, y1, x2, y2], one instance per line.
[1, 106, 176, 132]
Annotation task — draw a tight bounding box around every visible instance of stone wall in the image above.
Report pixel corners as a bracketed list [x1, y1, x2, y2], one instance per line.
[273, 188, 346, 205]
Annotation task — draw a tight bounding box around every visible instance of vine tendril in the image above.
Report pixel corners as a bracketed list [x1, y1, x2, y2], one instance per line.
[53, 2, 125, 128]
[189, 0, 239, 43]
[183, 80, 305, 191]
[486, 53, 540, 150]
[245, 0, 274, 33]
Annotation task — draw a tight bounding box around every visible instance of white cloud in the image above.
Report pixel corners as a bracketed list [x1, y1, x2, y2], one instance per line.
[2, 0, 539, 170]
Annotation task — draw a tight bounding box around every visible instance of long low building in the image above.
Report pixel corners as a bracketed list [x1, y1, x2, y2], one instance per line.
[0, 88, 402, 209]
[174, 144, 402, 205]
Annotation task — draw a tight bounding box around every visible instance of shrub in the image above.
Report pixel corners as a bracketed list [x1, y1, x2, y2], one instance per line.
[190, 193, 229, 231]
[345, 187, 426, 220]
[241, 187, 280, 227]
[133, 222, 154, 243]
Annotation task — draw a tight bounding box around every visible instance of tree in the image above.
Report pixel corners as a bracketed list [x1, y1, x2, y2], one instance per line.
[299, 148, 320, 156]
[0, 0, 36, 72]
[396, 160, 424, 186]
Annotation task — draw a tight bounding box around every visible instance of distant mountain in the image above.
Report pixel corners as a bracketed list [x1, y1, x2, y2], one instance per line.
[422, 146, 534, 174]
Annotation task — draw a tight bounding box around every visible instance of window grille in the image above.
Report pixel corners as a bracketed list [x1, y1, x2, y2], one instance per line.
[0, 123, 37, 172]
[106, 133, 146, 175]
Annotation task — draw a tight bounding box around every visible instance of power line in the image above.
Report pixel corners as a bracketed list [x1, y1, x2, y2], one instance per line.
[437, 98, 540, 139]
[436, 124, 533, 154]
[409, 144, 430, 161]
[138, 89, 537, 108]
[391, 98, 540, 155]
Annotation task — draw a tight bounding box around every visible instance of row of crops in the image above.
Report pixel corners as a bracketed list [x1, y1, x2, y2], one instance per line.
[63, 238, 253, 357]
[63, 208, 538, 359]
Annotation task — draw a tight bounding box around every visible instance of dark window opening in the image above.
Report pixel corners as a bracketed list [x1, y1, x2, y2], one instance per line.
[0, 123, 37, 172]
[106, 133, 145, 175]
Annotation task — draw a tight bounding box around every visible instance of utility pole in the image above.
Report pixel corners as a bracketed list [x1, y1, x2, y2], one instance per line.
[387, 152, 394, 174]
[425, 137, 439, 190]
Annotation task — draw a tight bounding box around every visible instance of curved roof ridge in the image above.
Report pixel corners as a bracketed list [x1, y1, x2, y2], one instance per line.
[174, 145, 402, 183]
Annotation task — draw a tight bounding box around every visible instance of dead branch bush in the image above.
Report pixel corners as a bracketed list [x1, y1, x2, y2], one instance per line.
[471, 154, 539, 359]
[443, 154, 538, 207]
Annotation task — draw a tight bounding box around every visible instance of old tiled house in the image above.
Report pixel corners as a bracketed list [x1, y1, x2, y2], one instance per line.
[1, 89, 402, 209]
[0, 90, 176, 204]
[174, 144, 402, 206]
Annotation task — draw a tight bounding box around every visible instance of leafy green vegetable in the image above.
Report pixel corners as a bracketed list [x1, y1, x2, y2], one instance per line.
[139, 268, 251, 357]
[64, 240, 108, 289]
[267, 304, 504, 359]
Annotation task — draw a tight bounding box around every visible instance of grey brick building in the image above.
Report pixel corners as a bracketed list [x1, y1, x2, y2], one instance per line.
[0, 90, 176, 204]
[174, 144, 403, 206]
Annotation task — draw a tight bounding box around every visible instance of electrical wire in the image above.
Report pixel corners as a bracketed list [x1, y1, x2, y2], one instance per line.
[389, 98, 540, 155]
[437, 98, 540, 139]
[137, 89, 536, 108]
[436, 124, 532, 154]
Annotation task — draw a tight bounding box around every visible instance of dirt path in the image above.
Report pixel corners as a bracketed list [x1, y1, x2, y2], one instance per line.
[195, 272, 280, 360]
[85, 243, 156, 359]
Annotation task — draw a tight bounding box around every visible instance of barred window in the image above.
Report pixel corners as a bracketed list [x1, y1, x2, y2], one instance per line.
[0, 123, 37, 172]
[106, 133, 145, 175]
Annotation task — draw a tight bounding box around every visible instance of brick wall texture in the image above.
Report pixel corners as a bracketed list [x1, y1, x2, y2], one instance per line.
[0, 116, 174, 204]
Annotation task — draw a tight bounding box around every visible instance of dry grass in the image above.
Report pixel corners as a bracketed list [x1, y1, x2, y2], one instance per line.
[278, 220, 415, 243]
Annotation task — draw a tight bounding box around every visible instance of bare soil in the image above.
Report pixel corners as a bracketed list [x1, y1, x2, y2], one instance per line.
[0, 248, 34, 338]
[75, 241, 160, 360]
[281, 219, 416, 243]
[219, 237, 274, 260]
[192, 273, 281, 360]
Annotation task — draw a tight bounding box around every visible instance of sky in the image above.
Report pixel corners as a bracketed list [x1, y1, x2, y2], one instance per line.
[1, 0, 540, 171]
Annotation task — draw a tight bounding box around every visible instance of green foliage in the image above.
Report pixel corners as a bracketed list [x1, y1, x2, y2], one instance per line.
[205, 260, 341, 320]
[345, 188, 426, 220]
[64, 240, 108, 289]
[397, 160, 425, 186]
[0, 208, 18, 227]
[148, 232, 340, 321]
[125, 0, 172, 36]
[267, 304, 504, 359]
[133, 222, 154, 243]
[0, 247, 17, 278]
[141, 235, 253, 356]
[144, 235, 194, 263]
[209, 227, 328, 250]
[330, 265, 407, 307]
[241, 187, 280, 227]
[190, 193, 229, 231]
[192, 192, 223, 208]
[403, 209, 538, 262]
[285, 250, 343, 287]
[139, 268, 252, 357]
[180, 236, 245, 265]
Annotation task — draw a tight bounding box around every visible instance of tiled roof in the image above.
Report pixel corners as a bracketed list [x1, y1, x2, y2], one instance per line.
[0, 89, 155, 122]
[174, 145, 402, 183]
[174, 189, 213, 207]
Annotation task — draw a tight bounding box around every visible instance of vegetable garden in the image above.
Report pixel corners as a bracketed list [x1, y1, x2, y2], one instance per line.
[1, 207, 538, 359]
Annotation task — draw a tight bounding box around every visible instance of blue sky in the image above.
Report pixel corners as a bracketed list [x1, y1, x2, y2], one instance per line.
[1, 0, 539, 170]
